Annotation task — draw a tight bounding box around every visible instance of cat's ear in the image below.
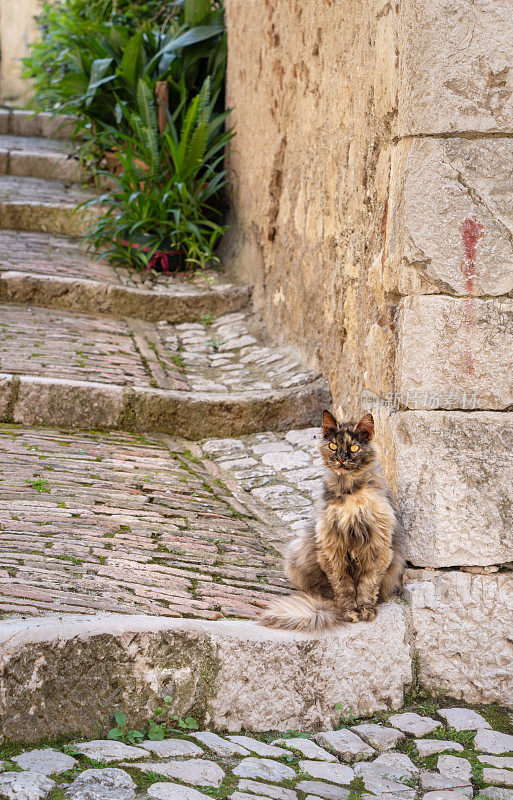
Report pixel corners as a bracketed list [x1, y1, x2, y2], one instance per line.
[322, 409, 338, 438]
[355, 413, 374, 441]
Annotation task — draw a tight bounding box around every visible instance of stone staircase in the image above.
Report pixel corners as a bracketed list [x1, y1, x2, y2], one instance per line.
[0, 113, 413, 738]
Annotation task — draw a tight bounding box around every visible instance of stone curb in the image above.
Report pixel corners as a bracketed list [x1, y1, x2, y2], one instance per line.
[0, 271, 252, 323]
[0, 605, 412, 741]
[0, 374, 331, 437]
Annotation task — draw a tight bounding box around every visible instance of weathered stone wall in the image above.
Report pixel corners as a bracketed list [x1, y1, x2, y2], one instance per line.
[225, 0, 513, 703]
[222, 0, 395, 416]
[0, 0, 40, 103]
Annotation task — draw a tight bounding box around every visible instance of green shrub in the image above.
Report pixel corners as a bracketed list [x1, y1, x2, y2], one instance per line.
[25, 0, 231, 272]
[23, 0, 174, 110]
[79, 79, 232, 270]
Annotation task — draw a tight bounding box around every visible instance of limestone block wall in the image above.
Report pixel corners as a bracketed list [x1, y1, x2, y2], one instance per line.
[0, 0, 40, 104]
[224, 0, 513, 704]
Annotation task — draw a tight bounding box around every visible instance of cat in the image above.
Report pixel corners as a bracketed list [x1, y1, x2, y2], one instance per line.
[260, 410, 405, 632]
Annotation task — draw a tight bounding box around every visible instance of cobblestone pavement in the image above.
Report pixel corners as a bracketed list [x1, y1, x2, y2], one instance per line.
[195, 427, 322, 534]
[0, 305, 324, 395]
[0, 424, 291, 620]
[1, 705, 512, 800]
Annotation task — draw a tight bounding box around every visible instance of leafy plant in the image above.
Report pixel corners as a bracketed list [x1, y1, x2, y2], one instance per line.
[107, 712, 145, 744]
[80, 77, 232, 269]
[23, 0, 175, 110]
[25, 0, 226, 141]
[108, 701, 198, 744]
[28, 478, 50, 493]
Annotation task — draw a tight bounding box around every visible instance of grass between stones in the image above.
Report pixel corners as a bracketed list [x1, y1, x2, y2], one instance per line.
[1, 695, 513, 798]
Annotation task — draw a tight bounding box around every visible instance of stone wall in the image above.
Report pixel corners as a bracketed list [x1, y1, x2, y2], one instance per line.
[224, 0, 513, 704]
[0, 0, 40, 104]
[222, 0, 394, 415]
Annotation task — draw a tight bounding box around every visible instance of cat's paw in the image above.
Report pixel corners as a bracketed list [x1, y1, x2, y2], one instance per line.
[358, 604, 377, 621]
[338, 607, 360, 623]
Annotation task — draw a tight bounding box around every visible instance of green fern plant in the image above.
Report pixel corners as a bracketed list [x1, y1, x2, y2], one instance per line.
[79, 77, 233, 270]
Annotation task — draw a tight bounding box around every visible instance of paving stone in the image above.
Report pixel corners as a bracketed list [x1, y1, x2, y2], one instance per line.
[419, 771, 472, 794]
[295, 782, 349, 800]
[423, 792, 473, 800]
[312, 731, 375, 761]
[483, 770, 513, 788]
[227, 736, 285, 757]
[72, 740, 150, 762]
[438, 756, 473, 783]
[358, 771, 416, 799]
[233, 757, 296, 781]
[350, 724, 405, 750]
[64, 767, 136, 799]
[477, 790, 513, 800]
[232, 793, 290, 800]
[129, 759, 225, 787]
[389, 712, 441, 737]
[298, 761, 353, 784]
[12, 748, 78, 775]
[415, 740, 465, 757]
[272, 738, 337, 762]
[237, 779, 297, 800]
[438, 708, 492, 732]
[479, 757, 513, 769]
[304, 796, 328, 800]
[0, 772, 56, 800]
[475, 730, 513, 755]
[366, 753, 419, 777]
[140, 740, 204, 758]
[190, 732, 250, 757]
[147, 785, 213, 800]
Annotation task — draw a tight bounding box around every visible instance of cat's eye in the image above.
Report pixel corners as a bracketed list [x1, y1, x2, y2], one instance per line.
[328, 442, 337, 451]
[350, 444, 360, 452]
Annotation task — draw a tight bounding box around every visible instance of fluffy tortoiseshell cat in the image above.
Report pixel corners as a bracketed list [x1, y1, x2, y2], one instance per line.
[261, 410, 404, 631]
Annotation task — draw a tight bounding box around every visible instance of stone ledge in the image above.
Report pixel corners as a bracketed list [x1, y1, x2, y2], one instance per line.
[375, 409, 513, 567]
[404, 571, 513, 708]
[0, 374, 330, 438]
[0, 605, 412, 741]
[0, 271, 251, 323]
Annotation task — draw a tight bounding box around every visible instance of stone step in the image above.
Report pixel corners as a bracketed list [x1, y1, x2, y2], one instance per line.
[0, 305, 330, 436]
[0, 175, 99, 236]
[0, 231, 251, 322]
[0, 421, 412, 737]
[0, 608, 411, 740]
[0, 109, 77, 140]
[0, 134, 82, 182]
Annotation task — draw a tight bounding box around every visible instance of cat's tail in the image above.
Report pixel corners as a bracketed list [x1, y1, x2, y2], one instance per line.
[259, 593, 337, 632]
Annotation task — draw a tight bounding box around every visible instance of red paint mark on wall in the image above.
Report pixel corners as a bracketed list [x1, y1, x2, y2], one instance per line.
[460, 217, 484, 294]
[459, 217, 484, 376]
